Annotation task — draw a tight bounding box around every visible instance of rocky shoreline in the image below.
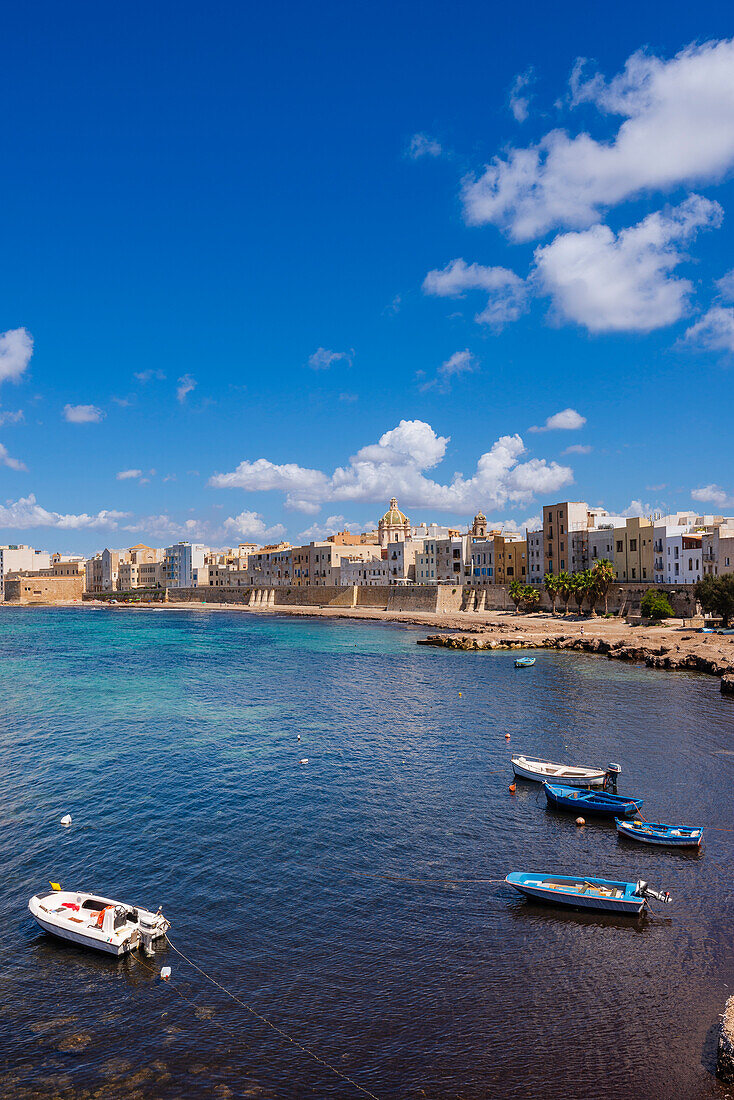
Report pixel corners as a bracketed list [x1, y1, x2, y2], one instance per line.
[417, 626, 734, 694]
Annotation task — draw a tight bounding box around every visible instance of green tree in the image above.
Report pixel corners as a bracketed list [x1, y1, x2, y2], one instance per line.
[509, 579, 524, 613]
[570, 572, 587, 614]
[640, 589, 674, 621]
[522, 585, 541, 612]
[544, 572, 559, 615]
[695, 574, 734, 627]
[591, 558, 615, 615]
[556, 570, 573, 614]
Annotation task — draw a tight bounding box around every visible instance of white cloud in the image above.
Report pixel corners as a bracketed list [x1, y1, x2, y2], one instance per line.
[117, 468, 143, 481]
[177, 375, 196, 403]
[407, 133, 443, 159]
[420, 349, 479, 392]
[0, 443, 27, 471]
[0, 409, 24, 426]
[684, 306, 734, 352]
[308, 347, 353, 370]
[422, 259, 529, 327]
[63, 404, 105, 424]
[509, 69, 534, 123]
[533, 195, 721, 333]
[562, 443, 592, 455]
[134, 370, 166, 382]
[691, 483, 732, 507]
[222, 510, 287, 542]
[716, 269, 734, 300]
[530, 408, 586, 432]
[297, 514, 363, 541]
[621, 499, 649, 518]
[0, 493, 128, 530]
[0, 328, 33, 386]
[210, 418, 573, 514]
[463, 38, 734, 241]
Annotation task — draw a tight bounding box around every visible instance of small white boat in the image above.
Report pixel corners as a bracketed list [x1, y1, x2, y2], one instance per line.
[29, 887, 170, 957]
[511, 755, 618, 788]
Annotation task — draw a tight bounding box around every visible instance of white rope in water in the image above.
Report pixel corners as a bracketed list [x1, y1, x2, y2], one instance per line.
[164, 934, 382, 1100]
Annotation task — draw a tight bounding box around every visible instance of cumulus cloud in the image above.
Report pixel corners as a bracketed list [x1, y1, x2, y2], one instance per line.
[0, 494, 128, 530]
[715, 269, 734, 300]
[621, 500, 649, 518]
[176, 374, 196, 402]
[407, 133, 443, 159]
[562, 443, 592, 455]
[509, 69, 534, 123]
[533, 195, 721, 332]
[210, 418, 573, 514]
[308, 347, 353, 370]
[530, 408, 586, 432]
[683, 306, 734, 352]
[462, 38, 734, 240]
[420, 349, 479, 392]
[422, 259, 529, 327]
[0, 409, 24, 426]
[297, 515, 363, 541]
[63, 404, 105, 424]
[0, 443, 27, 470]
[691, 483, 732, 507]
[0, 328, 33, 386]
[117, 469, 143, 481]
[222, 510, 287, 542]
[134, 369, 166, 382]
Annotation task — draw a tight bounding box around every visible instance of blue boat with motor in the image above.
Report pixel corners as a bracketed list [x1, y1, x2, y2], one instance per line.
[514, 656, 536, 668]
[506, 872, 671, 914]
[543, 783, 643, 818]
[615, 818, 703, 847]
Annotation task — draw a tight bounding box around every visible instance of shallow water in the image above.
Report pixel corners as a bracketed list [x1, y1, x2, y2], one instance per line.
[0, 607, 732, 1099]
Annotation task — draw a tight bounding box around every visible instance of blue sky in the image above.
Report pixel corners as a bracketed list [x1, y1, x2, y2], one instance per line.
[1, 1, 733, 553]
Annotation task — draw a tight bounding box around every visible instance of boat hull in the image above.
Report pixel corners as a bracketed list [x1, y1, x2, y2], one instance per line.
[29, 891, 168, 957]
[544, 783, 642, 818]
[506, 873, 646, 915]
[615, 819, 703, 847]
[511, 756, 607, 787]
[31, 909, 132, 956]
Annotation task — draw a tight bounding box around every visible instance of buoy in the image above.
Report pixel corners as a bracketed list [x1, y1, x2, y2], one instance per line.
[509, 783, 516, 793]
[575, 817, 585, 826]
[297, 734, 301, 741]
[60, 814, 72, 827]
[299, 758, 309, 765]
[160, 966, 171, 981]
[505, 733, 511, 741]
[458, 692, 462, 697]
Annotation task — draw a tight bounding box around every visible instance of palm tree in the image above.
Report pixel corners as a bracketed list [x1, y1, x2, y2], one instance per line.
[591, 558, 615, 615]
[544, 572, 559, 615]
[570, 572, 587, 614]
[556, 570, 573, 614]
[509, 579, 524, 613]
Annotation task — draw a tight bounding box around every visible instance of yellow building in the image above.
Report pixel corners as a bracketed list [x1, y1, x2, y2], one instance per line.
[613, 517, 654, 582]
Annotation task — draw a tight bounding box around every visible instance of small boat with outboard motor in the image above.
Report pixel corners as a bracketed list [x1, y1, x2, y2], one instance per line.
[29, 885, 170, 957]
[615, 818, 703, 848]
[514, 656, 536, 668]
[543, 783, 642, 818]
[511, 755, 620, 789]
[505, 872, 671, 915]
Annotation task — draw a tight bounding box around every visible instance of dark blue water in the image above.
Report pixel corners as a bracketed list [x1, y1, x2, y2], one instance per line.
[0, 607, 732, 1099]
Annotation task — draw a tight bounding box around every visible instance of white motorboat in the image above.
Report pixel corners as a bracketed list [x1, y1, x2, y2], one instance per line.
[511, 754, 620, 788]
[29, 887, 169, 957]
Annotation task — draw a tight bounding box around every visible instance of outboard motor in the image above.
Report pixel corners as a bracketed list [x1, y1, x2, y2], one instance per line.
[139, 913, 159, 957]
[604, 762, 622, 791]
[635, 880, 672, 904]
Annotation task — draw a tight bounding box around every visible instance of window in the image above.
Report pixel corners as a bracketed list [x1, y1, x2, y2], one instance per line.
[560, 560, 565, 570]
[616, 541, 623, 553]
[629, 539, 637, 551]
[631, 568, 636, 579]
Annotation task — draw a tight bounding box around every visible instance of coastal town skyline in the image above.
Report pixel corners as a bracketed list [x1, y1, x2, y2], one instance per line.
[0, 7, 733, 553]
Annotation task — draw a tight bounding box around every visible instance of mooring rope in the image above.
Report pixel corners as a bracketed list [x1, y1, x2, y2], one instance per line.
[164, 934, 382, 1100]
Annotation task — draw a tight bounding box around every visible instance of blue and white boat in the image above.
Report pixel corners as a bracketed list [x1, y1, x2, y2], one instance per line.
[514, 656, 536, 668]
[505, 872, 671, 915]
[615, 819, 703, 847]
[544, 783, 642, 818]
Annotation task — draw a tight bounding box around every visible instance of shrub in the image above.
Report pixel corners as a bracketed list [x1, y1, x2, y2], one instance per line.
[640, 590, 674, 621]
[695, 574, 734, 627]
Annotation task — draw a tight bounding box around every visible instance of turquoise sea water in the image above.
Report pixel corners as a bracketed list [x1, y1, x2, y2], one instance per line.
[0, 607, 732, 1099]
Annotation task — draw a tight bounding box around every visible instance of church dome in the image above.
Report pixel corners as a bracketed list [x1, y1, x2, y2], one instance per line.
[380, 497, 409, 527]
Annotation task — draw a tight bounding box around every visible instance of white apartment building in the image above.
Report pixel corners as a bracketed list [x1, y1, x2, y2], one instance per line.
[702, 526, 734, 577]
[338, 556, 389, 585]
[469, 539, 495, 583]
[163, 542, 208, 588]
[415, 536, 470, 583]
[0, 545, 51, 599]
[384, 539, 422, 584]
[526, 530, 543, 584]
[588, 527, 616, 566]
